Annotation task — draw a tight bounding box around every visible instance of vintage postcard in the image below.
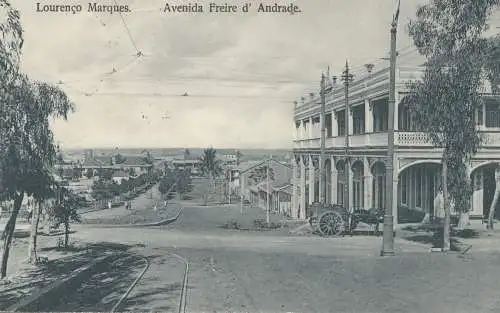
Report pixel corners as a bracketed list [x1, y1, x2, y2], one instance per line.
[1, 0, 500, 312]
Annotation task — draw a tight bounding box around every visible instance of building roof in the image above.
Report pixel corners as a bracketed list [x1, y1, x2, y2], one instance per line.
[82, 155, 153, 168]
[112, 170, 129, 178]
[241, 159, 293, 187]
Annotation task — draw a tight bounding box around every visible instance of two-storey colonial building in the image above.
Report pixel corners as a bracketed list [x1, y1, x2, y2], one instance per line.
[291, 62, 500, 225]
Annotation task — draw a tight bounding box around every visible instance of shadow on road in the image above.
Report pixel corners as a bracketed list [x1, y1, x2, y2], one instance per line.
[399, 224, 481, 252]
[0, 241, 143, 311]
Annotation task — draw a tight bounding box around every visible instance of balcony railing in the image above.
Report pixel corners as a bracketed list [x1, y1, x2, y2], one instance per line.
[394, 131, 433, 147]
[293, 130, 500, 150]
[350, 132, 388, 147]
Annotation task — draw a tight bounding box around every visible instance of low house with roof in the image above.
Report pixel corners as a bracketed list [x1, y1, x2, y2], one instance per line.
[240, 159, 293, 213]
[112, 170, 129, 185]
[80, 150, 153, 177]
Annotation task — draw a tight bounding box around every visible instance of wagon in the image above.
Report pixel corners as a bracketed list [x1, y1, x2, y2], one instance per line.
[307, 202, 385, 237]
[307, 202, 351, 236]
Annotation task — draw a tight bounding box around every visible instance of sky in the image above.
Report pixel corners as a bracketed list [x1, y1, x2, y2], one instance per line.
[9, 0, 500, 149]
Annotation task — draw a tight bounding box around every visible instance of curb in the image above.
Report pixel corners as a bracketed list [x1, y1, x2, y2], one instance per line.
[129, 207, 183, 227]
[7, 254, 114, 312]
[81, 207, 184, 229]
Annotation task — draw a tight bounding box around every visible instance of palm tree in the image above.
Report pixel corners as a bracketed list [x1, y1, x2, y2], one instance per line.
[199, 147, 223, 203]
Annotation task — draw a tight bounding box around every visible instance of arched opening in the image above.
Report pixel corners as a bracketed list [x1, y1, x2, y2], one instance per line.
[352, 161, 364, 209]
[336, 160, 345, 206]
[470, 163, 500, 219]
[398, 162, 441, 223]
[325, 158, 332, 204]
[371, 162, 386, 210]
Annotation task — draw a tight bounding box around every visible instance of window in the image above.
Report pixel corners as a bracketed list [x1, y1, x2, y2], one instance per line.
[352, 163, 364, 209]
[485, 101, 500, 128]
[325, 113, 332, 137]
[401, 171, 407, 205]
[352, 106, 365, 135]
[337, 162, 345, 206]
[337, 111, 346, 136]
[416, 168, 422, 207]
[373, 100, 388, 132]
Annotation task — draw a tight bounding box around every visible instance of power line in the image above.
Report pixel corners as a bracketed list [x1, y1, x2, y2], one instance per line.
[113, 0, 140, 54]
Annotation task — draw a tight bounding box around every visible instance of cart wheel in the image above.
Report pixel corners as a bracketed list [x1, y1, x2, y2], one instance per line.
[318, 211, 344, 237]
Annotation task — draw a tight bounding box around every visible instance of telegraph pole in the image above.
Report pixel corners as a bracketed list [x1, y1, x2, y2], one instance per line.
[341, 61, 354, 214]
[266, 158, 270, 224]
[319, 72, 327, 204]
[381, 0, 400, 256]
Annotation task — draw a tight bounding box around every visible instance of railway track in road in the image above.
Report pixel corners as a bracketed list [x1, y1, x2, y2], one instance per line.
[35, 251, 189, 313]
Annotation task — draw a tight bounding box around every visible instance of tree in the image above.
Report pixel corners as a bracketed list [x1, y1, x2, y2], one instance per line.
[0, 75, 74, 278]
[184, 148, 191, 159]
[52, 186, 82, 248]
[199, 147, 223, 179]
[158, 173, 177, 200]
[403, 0, 499, 250]
[115, 153, 126, 164]
[176, 169, 192, 199]
[236, 150, 242, 166]
[85, 168, 94, 179]
[0, 0, 23, 86]
[28, 186, 55, 263]
[199, 148, 223, 203]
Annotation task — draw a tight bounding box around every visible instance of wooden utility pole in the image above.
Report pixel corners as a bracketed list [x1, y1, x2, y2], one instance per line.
[341, 61, 354, 214]
[381, 0, 400, 256]
[319, 72, 327, 204]
[266, 158, 270, 224]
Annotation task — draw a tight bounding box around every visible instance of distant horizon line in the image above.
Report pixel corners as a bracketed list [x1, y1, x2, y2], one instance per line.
[60, 146, 293, 151]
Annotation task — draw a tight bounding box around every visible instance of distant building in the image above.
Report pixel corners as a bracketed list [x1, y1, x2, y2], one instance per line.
[239, 159, 292, 214]
[112, 170, 129, 185]
[80, 149, 153, 176]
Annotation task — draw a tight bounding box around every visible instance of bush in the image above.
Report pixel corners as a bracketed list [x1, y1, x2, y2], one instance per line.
[221, 219, 241, 229]
[398, 205, 426, 223]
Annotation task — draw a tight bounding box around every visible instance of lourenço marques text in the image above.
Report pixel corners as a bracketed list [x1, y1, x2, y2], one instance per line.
[35, 2, 130, 14]
[162, 2, 302, 14]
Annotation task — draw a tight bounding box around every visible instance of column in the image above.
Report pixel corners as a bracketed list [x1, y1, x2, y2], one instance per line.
[364, 99, 372, 133]
[348, 111, 353, 135]
[308, 156, 315, 205]
[300, 120, 305, 140]
[482, 102, 486, 127]
[348, 161, 353, 212]
[394, 92, 399, 131]
[331, 156, 338, 204]
[392, 157, 399, 226]
[308, 117, 313, 139]
[363, 157, 373, 208]
[332, 111, 338, 137]
[292, 158, 298, 219]
[300, 156, 306, 219]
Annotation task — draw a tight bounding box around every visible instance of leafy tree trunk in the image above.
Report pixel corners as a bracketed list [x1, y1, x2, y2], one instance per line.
[442, 161, 451, 252]
[64, 218, 69, 248]
[1, 192, 24, 279]
[458, 175, 472, 230]
[487, 166, 500, 231]
[28, 200, 42, 263]
[458, 211, 470, 230]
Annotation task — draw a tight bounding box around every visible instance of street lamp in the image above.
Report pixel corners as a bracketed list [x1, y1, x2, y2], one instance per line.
[381, 0, 400, 257]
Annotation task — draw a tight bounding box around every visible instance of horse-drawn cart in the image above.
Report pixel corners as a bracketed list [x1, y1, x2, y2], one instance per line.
[308, 202, 385, 237]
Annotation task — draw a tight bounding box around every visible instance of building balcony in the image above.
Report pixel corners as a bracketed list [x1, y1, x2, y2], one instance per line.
[293, 130, 500, 150]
